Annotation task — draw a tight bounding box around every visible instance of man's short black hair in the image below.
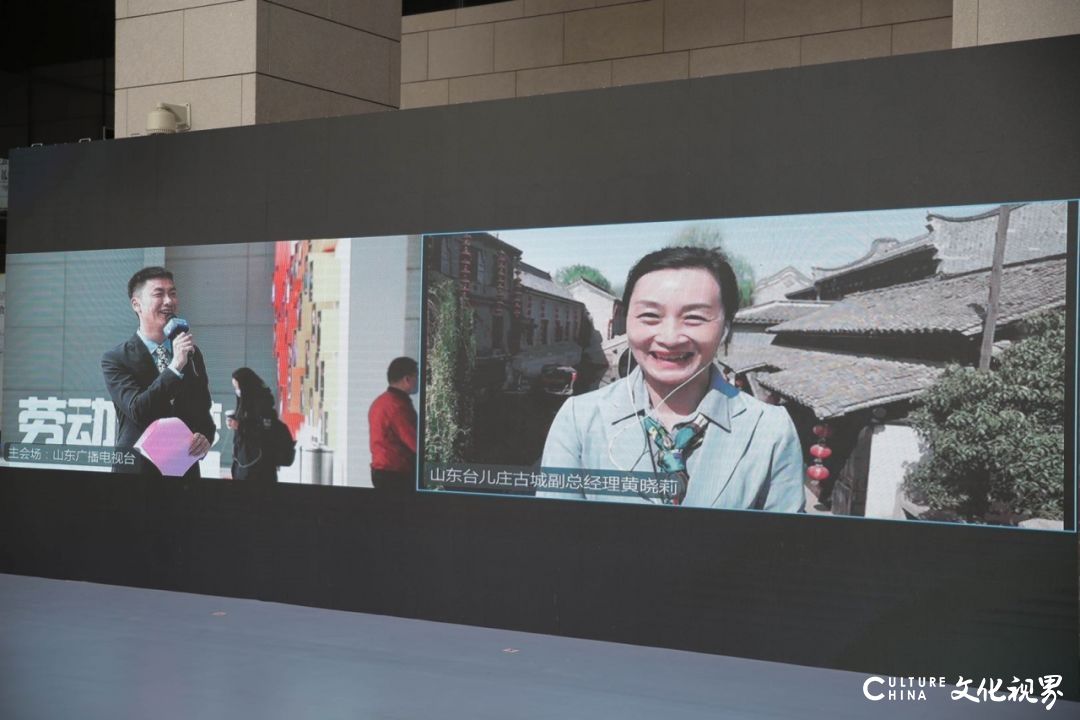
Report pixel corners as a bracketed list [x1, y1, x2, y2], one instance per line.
[387, 356, 418, 384]
[128, 266, 174, 299]
[622, 246, 740, 347]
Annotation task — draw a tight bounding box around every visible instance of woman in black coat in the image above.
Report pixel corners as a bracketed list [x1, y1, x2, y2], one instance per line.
[229, 367, 279, 483]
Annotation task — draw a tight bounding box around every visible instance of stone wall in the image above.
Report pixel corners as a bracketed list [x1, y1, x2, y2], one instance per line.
[400, 0, 954, 108]
[114, 0, 400, 137]
[114, 1, 1080, 125]
[953, 0, 1080, 47]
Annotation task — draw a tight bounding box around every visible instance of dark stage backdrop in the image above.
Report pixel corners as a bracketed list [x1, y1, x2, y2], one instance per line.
[3, 35, 1078, 693]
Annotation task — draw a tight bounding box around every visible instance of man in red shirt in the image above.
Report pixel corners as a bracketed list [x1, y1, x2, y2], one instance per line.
[368, 357, 419, 490]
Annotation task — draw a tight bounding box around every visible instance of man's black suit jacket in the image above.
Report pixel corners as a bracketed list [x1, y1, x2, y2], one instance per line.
[101, 334, 215, 478]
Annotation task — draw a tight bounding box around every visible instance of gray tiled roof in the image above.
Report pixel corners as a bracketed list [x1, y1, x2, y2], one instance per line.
[807, 201, 1067, 284]
[734, 300, 832, 326]
[758, 265, 812, 286]
[767, 255, 1066, 337]
[718, 346, 944, 419]
[568, 276, 618, 299]
[718, 344, 799, 374]
[811, 237, 912, 280]
[520, 266, 576, 301]
[811, 236, 935, 284]
[927, 202, 1068, 274]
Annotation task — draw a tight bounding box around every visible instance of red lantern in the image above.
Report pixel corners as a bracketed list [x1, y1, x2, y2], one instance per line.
[807, 464, 830, 481]
[812, 424, 834, 439]
[809, 444, 832, 459]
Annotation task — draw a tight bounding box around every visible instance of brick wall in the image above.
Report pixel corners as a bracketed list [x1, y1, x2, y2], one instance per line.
[400, 0, 953, 108]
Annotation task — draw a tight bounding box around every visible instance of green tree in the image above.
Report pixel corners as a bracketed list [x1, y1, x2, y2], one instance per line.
[668, 224, 756, 308]
[555, 264, 613, 294]
[904, 310, 1066, 523]
[423, 279, 476, 468]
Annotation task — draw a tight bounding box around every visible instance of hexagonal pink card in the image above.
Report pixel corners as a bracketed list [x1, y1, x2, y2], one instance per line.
[134, 417, 198, 477]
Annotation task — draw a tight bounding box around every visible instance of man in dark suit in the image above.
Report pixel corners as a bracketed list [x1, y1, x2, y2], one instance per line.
[101, 266, 215, 478]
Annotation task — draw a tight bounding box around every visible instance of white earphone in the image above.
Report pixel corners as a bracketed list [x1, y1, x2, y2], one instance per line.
[605, 357, 716, 473]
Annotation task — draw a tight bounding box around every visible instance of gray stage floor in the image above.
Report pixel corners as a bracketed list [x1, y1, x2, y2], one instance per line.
[0, 573, 1072, 719]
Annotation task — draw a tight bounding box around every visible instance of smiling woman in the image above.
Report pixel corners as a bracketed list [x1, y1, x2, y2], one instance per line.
[540, 247, 805, 512]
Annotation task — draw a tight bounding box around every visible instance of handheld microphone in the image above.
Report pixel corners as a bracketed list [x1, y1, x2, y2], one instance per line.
[163, 316, 190, 340]
[162, 316, 198, 375]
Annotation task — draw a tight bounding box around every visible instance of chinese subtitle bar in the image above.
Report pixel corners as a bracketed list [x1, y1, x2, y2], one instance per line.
[424, 463, 682, 500]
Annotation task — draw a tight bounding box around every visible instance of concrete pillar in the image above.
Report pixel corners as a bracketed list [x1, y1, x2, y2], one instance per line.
[114, 0, 400, 138]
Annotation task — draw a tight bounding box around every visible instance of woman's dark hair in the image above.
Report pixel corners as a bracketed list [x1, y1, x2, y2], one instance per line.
[622, 246, 740, 347]
[232, 367, 276, 438]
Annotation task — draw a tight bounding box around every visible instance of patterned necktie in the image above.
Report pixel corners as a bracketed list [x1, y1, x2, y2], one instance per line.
[153, 343, 172, 374]
[642, 414, 709, 505]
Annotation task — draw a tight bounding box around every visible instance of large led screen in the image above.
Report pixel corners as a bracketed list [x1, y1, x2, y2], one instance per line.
[419, 200, 1075, 531]
[1, 200, 1074, 532]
